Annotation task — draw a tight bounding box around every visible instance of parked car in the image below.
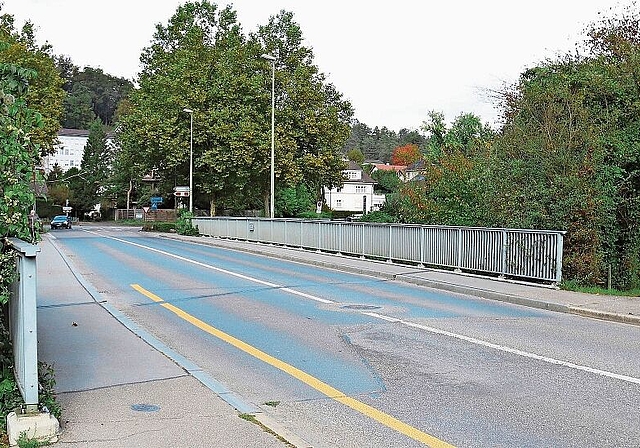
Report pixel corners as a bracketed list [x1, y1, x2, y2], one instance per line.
[50, 215, 72, 229]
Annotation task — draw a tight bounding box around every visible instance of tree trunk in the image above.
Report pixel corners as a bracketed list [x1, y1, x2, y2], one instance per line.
[209, 194, 216, 217]
[263, 191, 269, 217]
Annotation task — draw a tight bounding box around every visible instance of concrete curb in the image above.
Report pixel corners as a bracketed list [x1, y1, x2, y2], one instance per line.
[567, 306, 640, 326]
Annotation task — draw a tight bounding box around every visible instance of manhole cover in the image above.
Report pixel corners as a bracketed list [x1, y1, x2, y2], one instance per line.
[341, 304, 382, 310]
[131, 404, 160, 412]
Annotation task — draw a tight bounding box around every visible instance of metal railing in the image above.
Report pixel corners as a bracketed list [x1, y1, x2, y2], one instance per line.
[192, 218, 565, 283]
[7, 238, 40, 411]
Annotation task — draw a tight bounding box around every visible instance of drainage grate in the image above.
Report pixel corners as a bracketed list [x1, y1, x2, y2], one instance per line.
[131, 404, 160, 412]
[341, 304, 382, 310]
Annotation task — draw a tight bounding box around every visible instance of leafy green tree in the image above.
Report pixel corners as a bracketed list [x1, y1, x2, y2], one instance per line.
[444, 113, 494, 156]
[0, 53, 44, 307]
[69, 67, 133, 126]
[55, 56, 134, 128]
[62, 83, 95, 129]
[0, 8, 64, 155]
[346, 148, 365, 164]
[117, 1, 267, 216]
[117, 3, 352, 217]
[72, 119, 111, 216]
[421, 110, 447, 159]
[0, 61, 42, 241]
[371, 169, 401, 194]
[484, 5, 640, 288]
[275, 183, 315, 217]
[253, 10, 353, 210]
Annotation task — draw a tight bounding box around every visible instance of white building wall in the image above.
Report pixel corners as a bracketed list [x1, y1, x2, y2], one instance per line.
[325, 183, 384, 213]
[43, 135, 87, 173]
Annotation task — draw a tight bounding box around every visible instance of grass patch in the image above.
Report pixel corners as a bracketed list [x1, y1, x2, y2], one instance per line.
[238, 413, 294, 447]
[263, 401, 280, 408]
[561, 281, 640, 297]
[16, 432, 51, 447]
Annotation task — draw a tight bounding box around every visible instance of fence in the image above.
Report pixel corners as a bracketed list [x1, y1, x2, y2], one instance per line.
[7, 238, 40, 411]
[192, 217, 565, 284]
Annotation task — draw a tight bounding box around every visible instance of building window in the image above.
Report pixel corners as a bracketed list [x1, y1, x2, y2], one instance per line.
[346, 170, 361, 180]
[336, 199, 342, 208]
[355, 185, 366, 193]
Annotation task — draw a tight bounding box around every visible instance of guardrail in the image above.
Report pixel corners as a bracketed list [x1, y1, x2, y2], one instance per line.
[7, 238, 40, 411]
[192, 217, 565, 284]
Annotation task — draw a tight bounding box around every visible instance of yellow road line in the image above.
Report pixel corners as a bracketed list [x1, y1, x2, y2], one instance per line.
[131, 283, 456, 448]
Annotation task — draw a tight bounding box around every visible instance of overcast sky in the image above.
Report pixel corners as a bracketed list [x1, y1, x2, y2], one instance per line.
[1, 0, 627, 131]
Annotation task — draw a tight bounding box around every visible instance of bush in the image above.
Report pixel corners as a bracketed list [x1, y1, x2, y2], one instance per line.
[175, 211, 199, 236]
[141, 222, 176, 233]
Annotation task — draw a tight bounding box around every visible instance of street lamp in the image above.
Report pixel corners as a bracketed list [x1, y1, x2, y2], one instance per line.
[183, 108, 193, 213]
[261, 53, 276, 219]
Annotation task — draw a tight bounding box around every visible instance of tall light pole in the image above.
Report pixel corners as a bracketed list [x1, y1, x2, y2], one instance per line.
[183, 108, 193, 213]
[261, 53, 276, 219]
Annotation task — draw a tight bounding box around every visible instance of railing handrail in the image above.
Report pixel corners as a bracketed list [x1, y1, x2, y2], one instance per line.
[192, 217, 565, 284]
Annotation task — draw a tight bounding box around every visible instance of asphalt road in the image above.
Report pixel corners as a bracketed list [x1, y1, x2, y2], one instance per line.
[48, 226, 640, 447]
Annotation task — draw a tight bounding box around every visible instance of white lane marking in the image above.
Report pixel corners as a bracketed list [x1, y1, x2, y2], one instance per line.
[363, 312, 640, 386]
[82, 230, 335, 304]
[83, 230, 640, 386]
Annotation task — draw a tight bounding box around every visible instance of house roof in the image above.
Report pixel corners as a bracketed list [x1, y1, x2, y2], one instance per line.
[406, 159, 426, 171]
[58, 128, 115, 139]
[372, 163, 407, 172]
[344, 160, 376, 184]
[58, 128, 90, 138]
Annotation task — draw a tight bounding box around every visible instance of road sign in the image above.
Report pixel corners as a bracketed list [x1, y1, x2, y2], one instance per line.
[174, 191, 190, 197]
[150, 196, 163, 204]
[62, 206, 72, 212]
[174, 186, 190, 192]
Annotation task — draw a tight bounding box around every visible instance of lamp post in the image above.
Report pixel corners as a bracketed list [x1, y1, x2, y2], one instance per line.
[261, 53, 276, 219]
[183, 108, 193, 213]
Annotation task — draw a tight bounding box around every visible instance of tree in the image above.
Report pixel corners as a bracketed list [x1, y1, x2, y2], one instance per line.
[117, 3, 353, 216]
[346, 148, 365, 164]
[483, 5, 640, 289]
[371, 169, 400, 194]
[117, 2, 261, 215]
[0, 8, 64, 155]
[444, 113, 494, 156]
[68, 67, 134, 126]
[276, 183, 315, 217]
[253, 10, 353, 211]
[73, 119, 111, 216]
[391, 143, 421, 165]
[421, 110, 446, 158]
[62, 83, 95, 129]
[0, 54, 44, 307]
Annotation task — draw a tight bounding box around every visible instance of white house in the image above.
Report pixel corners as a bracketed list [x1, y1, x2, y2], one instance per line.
[42, 129, 89, 173]
[324, 161, 386, 213]
[43, 128, 115, 174]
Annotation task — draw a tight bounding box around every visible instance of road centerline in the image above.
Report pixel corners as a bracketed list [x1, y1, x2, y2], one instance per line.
[130, 283, 455, 448]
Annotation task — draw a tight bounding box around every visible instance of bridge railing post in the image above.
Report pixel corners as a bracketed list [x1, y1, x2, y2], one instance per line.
[7, 237, 40, 410]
